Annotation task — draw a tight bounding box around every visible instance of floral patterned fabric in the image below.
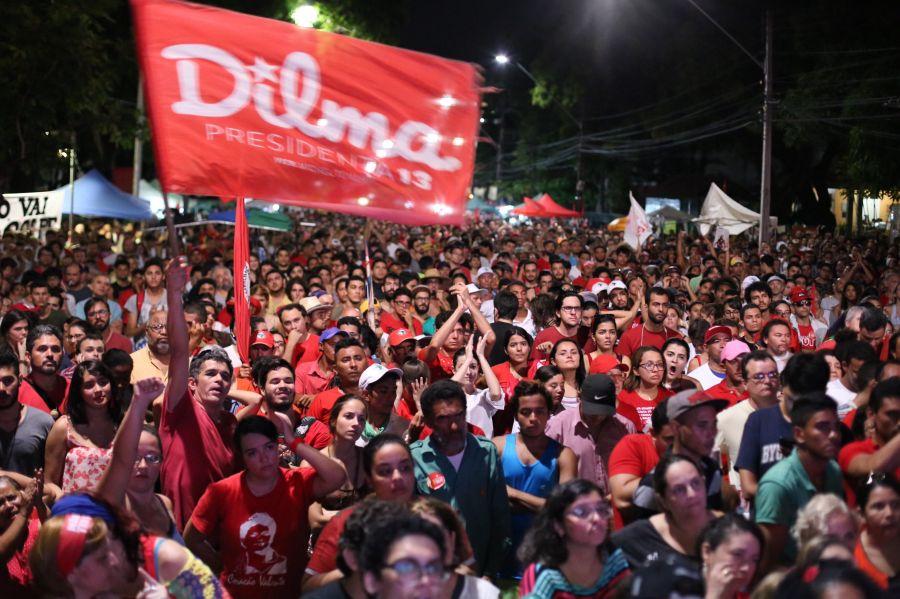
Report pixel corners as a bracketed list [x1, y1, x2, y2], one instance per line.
[61, 417, 113, 493]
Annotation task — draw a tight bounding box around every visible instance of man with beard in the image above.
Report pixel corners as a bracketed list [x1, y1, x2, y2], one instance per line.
[160, 256, 237, 529]
[253, 357, 331, 459]
[607, 280, 631, 310]
[411, 285, 434, 324]
[307, 337, 367, 423]
[755, 393, 844, 569]
[60, 333, 105, 380]
[73, 273, 123, 326]
[85, 297, 132, 353]
[0, 352, 53, 475]
[410, 379, 510, 578]
[298, 297, 332, 336]
[18, 324, 67, 415]
[130, 309, 171, 386]
[617, 288, 681, 367]
[264, 269, 290, 316]
[63, 263, 90, 305]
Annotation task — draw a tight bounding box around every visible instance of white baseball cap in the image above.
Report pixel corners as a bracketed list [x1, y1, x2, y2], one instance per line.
[358, 363, 402, 390]
[608, 280, 627, 292]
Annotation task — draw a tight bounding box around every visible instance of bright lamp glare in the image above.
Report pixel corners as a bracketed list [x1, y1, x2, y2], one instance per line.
[291, 5, 319, 27]
[494, 54, 509, 65]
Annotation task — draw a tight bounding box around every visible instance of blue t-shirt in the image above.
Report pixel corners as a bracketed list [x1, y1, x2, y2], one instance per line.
[734, 404, 793, 480]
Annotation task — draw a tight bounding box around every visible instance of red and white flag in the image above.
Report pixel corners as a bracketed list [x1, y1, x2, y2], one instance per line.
[132, 0, 481, 225]
[233, 197, 250, 363]
[624, 192, 652, 251]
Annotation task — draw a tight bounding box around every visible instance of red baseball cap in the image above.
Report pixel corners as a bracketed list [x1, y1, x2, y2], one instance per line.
[704, 325, 733, 344]
[251, 330, 275, 349]
[790, 287, 810, 303]
[389, 328, 415, 347]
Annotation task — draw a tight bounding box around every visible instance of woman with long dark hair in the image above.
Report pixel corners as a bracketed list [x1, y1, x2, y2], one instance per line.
[44, 360, 125, 492]
[0, 309, 30, 376]
[612, 453, 717, 568]
[518, 479, 630, 598]
[534, 365, 566, 416]
[548, 339, 586, 411]
[304, 394, 368, 535]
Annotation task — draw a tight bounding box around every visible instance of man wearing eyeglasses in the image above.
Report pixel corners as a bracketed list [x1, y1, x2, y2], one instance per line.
[130, 309, 170, 387]
[85, 297, 132, 353]
[789, 287, 826, 351]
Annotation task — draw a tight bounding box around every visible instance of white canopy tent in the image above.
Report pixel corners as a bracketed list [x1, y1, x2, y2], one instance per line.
[693, 183, 760, 235]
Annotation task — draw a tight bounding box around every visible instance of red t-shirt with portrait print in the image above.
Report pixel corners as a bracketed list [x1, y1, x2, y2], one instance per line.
[190, 467, 318, 599]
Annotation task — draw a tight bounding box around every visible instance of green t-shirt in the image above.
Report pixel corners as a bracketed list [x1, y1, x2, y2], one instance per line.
[754, 449, 844, 560]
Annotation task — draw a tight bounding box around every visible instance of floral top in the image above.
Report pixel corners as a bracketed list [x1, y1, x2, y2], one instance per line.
[61, 417, 112, 493]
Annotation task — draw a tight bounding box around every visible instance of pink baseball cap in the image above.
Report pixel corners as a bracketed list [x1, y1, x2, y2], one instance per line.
[721, 339, 751, 362]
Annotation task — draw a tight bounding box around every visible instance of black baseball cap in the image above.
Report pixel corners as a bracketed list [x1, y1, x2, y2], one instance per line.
[580, 374, 616, 417]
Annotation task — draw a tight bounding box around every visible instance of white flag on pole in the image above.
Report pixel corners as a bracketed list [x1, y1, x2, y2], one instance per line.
[623, 192, 652, 251]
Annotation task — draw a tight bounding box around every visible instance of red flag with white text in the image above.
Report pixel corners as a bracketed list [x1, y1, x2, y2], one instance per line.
[132, 0, 481, 225]
[233, 197, 250, 363]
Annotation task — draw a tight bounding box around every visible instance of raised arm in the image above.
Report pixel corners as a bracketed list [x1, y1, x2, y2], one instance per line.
[267, 410, 345, 498]
[165, 257, 190, 413]
[476, 335, 502, 403]
[96, 377, 166, 507]
[421, 300, 465, 364]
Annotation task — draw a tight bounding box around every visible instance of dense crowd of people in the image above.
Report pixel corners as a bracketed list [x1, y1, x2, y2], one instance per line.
[0, 211, 897, 598]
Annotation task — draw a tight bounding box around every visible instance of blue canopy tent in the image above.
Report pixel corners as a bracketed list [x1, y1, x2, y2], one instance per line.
[55, 169, 154, 220]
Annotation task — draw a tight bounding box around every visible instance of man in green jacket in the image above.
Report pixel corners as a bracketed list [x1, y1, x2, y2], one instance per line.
[410, 379, 511, 578]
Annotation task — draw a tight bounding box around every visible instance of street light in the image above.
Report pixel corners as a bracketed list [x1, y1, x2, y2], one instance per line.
[291, 4, 319, 28]
[493, 52, 585, 209]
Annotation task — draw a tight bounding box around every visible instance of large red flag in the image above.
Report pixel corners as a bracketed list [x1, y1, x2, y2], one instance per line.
[132, 0, 481, 225]
[233, 197, 250, 363]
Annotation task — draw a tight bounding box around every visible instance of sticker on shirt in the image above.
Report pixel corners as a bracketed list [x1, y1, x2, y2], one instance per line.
[427, 471, 446, 491]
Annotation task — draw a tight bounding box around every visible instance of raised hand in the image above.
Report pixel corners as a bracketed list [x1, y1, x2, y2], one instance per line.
[476, 332, 489, 358]
[165, 255, 189, 292]
[410, 377, 427, 410]
[133, 377, 166, 408]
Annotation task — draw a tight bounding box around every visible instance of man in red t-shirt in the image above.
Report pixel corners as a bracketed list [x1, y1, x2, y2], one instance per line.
[839, 377, 900, 501]
[530, 291, 589, 361]
[18, 325, 68, 414]
[616, 288, 681, 367]
[159, 257, 237, 529]
[308, 338, 367, 424]
[608, 400, 673, 528]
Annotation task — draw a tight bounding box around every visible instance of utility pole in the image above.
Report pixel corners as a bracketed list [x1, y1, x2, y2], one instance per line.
[758, 8, 773, 247]
[685, 0, 773, 248]
[132, 75, 144, 197]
